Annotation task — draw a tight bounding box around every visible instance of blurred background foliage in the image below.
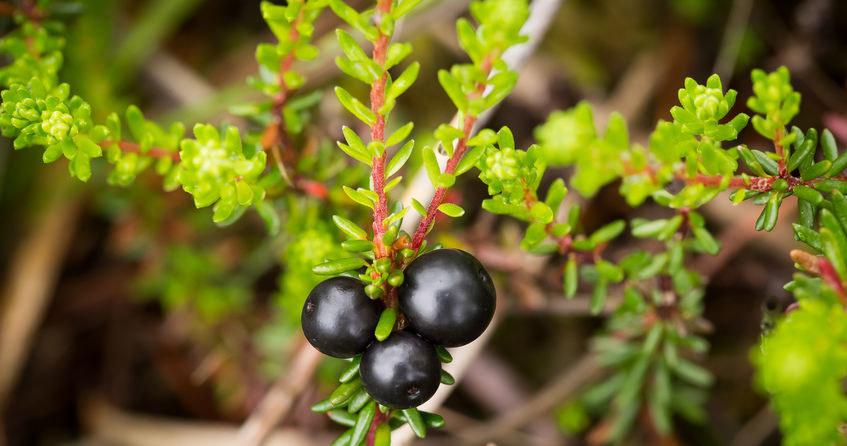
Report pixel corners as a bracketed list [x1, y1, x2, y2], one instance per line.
[0, 0, 845, 445]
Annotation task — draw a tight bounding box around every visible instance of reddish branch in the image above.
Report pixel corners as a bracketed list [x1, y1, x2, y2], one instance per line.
[409, 56, 495, 251]
[818, 257, 847, 306]
[99, 140, 180, 162]
[261, 4, 307, 187]
[368, 0, 394, 260]
[365, 406, 390, 445]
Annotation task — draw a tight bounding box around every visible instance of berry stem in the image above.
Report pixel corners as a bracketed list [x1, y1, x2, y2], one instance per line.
[409, 56, 495, 251]
[365, 406, 390, 446]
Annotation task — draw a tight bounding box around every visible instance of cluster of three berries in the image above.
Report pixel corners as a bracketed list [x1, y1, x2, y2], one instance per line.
[301, 249, 496, 409]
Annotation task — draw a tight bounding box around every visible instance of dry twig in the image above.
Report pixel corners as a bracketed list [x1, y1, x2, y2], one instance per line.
[235, 342, 323, 446]
[0, 181, 82, 411]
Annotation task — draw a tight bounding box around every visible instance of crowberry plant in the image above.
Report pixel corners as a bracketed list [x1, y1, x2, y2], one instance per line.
[3, 0, 847, 445]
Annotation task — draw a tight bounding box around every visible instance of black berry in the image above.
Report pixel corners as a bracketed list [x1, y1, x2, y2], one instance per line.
[359, 331, 441, 409]
[301, 277, 381, 358]
[398, 248, 495, 347]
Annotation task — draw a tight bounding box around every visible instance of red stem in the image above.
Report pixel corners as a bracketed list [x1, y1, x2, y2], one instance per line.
[817, 257, 847, 306]
[369, 0, 393, 259]
[264, 2, 307, 185]
[774, 127, 788, 178]
[409, 56, 495, 251]
[100, 140, 180, 162]
[365, 406, 390, 446]
[410, 114, 477, 250]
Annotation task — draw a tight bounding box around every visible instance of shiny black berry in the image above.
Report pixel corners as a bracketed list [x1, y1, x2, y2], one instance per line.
[398, 248, 496, 347]
[360, 331, 441, 409]
[301, 277, 381, 358]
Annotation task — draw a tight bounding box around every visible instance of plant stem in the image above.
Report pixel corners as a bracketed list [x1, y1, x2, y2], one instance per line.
[100, 139, 180, 162]
[774, 127, 787, 177]
[369, 0, 394, 260]
[365, 405, 389, 446]
[263, 1, 307, 186]
[626, 159, 844, 194]
[409, 56, 495, 251]
[818, 257, 847, 306]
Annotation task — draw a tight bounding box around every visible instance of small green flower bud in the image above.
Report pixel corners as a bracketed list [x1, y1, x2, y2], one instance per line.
[387, 270, 404, 287]
[365, 283, 384, 300]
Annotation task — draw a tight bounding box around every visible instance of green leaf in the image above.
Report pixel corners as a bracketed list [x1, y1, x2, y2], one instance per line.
[792, 223, 822, 252]
[423, 147, 441, 185]
[670, 358, 713, 387]
[420, 411, 445, 429]
[125, 105, 147, 142]
[692, 226, 720, 255]
[436, 173, 456, 188]
[335, 86, 377, 125]
[342, 239, 376, 252]
[387, 140, 414, 177]
[564, 258, 578, 298]
[330, 429, 353, 446]
[401, 408, 427, 438]
[822, 128, 838, 161]
[761, 192, 782, 232]
[631, 219, 667, 240]
[827, 151, 847, 178]
[815, 179, 847, 194]
[751, 149, 779, 175]
[411, 198, 428, 217]
[793, 185, 823, 206]
[333, 215, 368, 239]
[590, 279, 608, 315]
[344, 186, 376, 209]
[394, 0, 424, 18]
[328, 410, 357, 427]
[386, 122, 414, 147]
[544, 179, 568, 211]
[374, 422, 391, 446]
[455, 145, 484, 175]
[350, 402, 376, 446]
[384, 43, 412, 69]
[438, 203, 464, 217]
[254, 201, 280, 235]
[530, 202, 554, 224]
[440, 369, 455, 385]
[336, 28, 368, 62]
[590, 220, 626, 244]
[375, 308, 396, 341]
[330, 377, 362, 405]
[339, 356, 362, 383]
[312, 257, 368, 275]
[802, 160, 832, 181]
[435, 345, 452, 363]
[786, 137, 815, 171]
[437, 70, 468, 111]
[311, 398, 343, 413]
[386, 62, 420, 101]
